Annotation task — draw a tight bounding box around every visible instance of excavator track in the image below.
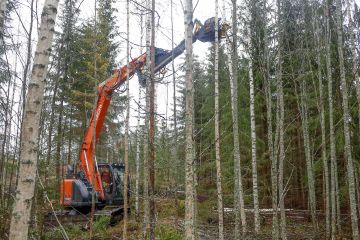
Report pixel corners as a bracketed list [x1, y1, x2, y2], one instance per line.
[44, 206, 126, 229]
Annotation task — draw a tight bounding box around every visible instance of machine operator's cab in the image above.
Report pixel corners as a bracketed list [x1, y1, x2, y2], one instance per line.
[98, 163, 130, 205]
[60, 163, 129, 210]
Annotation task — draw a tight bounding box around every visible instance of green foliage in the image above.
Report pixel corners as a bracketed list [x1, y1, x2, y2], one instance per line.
[156, 225, 183, 240]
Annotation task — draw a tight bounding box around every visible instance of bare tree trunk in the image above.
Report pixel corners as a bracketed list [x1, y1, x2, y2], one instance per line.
[9, 1, 59, 239]
[135, 7, 144, 219]
[149, 0, 156, 239]
[262, 0, 278, 237]
[214, 2, 224, 239]
[314, 7, 330, 236]
[134, 87, 141, 216]
[276, 1, 286, 239]
[335, 0, 359, 238]
[170, 0, 179, 218]
[223, 0, 247, 237]
[123, 0, 130, 238]
[299, 79, 317, 228]
[346, 0, 360, 111]
[247, 21, 260, 234]
[142, 0, 151, 237]
[325, 3, 338, 238]
[184, 0, 196, 238]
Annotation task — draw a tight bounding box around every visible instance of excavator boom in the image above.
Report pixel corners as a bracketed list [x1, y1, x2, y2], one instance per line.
[72, 17, 227, 202]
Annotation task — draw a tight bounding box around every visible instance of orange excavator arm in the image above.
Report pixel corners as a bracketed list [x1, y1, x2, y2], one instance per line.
[79, 53, 147, 200]
[78, 17, 228, 200]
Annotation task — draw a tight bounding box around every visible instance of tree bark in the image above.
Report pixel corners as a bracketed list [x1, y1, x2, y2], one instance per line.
[123, 0, 130, 238]
[9, 0, 59, 239]
[314, 6, 330, 236]
[247, 21, 260, 234]
[276, 1, 287, 239]
[335, 0, 359, 238]
[184, 0, 196, 238]
[214, 2, 224, 239]
[149, 0, 156, 239]
[222, 0, 247, 237]
[325, 2, 339, 238]
[299, 79, 317, 228]
[142, 0, 151, 237]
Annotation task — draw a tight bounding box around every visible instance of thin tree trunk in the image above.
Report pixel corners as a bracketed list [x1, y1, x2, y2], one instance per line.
[214, 2, 224, 239]
[263, 1, 278, 237]
[9, 1, 59, 239]
[149, 0, 156, 239]
[247, 21, 260, 234]
[134, 7, 144, 219]
[142, 0, 151, 236]
[223, 0, 247, 237]
[184, 0, 196, 238]
[299, 79, 317, 228]
[346, 0, 360, 110]
[134, 88, 141, 216]
[314, 6, 330, 236]
[276, 1, 286, 239]
[335, 0, 359, 238]
[123, 0, 130, 238]
[325, 2, 338, 238]
[170, 0, 179, 218]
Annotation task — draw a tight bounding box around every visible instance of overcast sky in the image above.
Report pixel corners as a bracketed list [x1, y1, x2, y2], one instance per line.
[6, 0, 360, 135]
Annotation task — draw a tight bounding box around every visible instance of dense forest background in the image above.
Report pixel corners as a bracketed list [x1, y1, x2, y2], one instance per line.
[1, 0, 360, 239]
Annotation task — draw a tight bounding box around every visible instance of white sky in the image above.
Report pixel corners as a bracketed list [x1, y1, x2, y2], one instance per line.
[73, 0, 220, 130]
[4, 0, 360, 136]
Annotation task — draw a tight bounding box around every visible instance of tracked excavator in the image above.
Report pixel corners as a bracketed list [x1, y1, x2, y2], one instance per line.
[46, 17, 228, 227]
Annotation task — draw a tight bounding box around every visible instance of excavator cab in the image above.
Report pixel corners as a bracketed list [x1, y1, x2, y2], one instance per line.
[60, 163, 129, 211]
[98, 163, 129, 205]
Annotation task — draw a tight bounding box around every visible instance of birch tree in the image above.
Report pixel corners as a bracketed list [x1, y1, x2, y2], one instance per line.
[214, 1, 224, 239]
[184, 0, 196, 238]
[247, 12, 260, 234]
[335, 0, 359, 238]
[223, 0, 247, 236]
[9, 0, 59, 239]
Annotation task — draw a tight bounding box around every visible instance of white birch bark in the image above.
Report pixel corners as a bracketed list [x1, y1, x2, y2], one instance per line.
[9, 0, 59, 239]
[184, 0, 196, 238]
[335, 0, 359, 238]
[214, 2, 224, 239]
[247, 21, 260, 234]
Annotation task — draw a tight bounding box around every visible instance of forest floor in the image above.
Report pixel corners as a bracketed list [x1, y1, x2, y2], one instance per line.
[44, 197, 353, 239]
